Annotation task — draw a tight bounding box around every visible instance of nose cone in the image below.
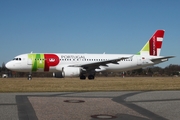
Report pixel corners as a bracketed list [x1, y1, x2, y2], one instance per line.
[5, 61, 14, 70]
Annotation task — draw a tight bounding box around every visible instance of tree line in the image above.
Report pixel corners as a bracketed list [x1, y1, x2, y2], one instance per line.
[0, 62, 180, 77]
[100, 64, 180, 77]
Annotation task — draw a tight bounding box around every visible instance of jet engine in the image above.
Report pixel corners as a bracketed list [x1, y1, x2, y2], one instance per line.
[62, 67, 81, 77]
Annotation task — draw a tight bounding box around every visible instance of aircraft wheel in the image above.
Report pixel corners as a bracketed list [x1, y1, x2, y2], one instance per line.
[88, 75, 94, 80]
[80, 75, 86, 80]
[27, 74, 32, 80]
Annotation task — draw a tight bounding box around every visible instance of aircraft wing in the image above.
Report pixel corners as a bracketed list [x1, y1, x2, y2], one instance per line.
[150, 56, 175, 62]
[68, 56, 132, 70]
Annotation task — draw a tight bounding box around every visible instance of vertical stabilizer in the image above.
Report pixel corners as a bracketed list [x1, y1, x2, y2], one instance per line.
[137, 30, 164, 56]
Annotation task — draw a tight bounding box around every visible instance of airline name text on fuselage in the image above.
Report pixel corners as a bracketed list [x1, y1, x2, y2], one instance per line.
[61, 55, 86, 59]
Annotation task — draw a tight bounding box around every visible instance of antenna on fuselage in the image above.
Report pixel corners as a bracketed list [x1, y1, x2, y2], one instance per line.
[30, 51, 33, 54]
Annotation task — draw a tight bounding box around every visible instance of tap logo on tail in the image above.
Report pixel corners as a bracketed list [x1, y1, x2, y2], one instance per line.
[138, 30, 164, 56]
[149, 30, 164, 56]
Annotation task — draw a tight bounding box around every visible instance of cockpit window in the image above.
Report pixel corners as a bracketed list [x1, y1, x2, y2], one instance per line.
[13, 58, 22, 61]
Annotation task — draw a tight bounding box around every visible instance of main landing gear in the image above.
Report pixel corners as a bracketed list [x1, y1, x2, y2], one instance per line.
[80, 75, 86, 80]
[80, 74, 95, 80]
[88, 75, 95, 80]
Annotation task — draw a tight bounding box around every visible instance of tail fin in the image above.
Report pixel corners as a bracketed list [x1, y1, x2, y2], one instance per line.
[137, 30, 165, 56]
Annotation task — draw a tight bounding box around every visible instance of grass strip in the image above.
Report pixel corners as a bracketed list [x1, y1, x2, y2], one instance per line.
[0, 77, 180, 92]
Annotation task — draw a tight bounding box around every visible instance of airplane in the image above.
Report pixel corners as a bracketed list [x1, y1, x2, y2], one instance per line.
[5, 30, 174, 80]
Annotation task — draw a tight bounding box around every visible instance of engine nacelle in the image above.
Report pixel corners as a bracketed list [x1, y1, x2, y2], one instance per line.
[62, 67, 81, 77]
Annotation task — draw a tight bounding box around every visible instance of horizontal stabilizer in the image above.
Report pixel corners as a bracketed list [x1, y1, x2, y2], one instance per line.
[150, 56, 175, 62]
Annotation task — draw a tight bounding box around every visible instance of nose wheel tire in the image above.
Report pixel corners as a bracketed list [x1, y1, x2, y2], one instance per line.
[27, 74, 32, 80]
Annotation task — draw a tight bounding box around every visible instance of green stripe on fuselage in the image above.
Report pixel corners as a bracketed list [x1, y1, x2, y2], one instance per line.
[28, 54, 45, 71]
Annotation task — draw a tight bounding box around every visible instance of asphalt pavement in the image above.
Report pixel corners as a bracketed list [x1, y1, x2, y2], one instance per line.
[0, 91, 180, 120]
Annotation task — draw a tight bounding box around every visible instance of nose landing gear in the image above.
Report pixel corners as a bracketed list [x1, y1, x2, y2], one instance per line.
[27, 73, 32, 80]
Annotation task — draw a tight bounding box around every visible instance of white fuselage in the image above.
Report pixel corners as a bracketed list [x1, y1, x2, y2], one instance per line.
[5, 53, 160, 73]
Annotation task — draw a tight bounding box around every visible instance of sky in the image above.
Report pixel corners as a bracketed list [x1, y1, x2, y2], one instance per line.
[0, 0, 179, 68]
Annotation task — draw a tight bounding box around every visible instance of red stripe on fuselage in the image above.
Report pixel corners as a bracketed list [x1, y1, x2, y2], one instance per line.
[44, 54, 60, 71]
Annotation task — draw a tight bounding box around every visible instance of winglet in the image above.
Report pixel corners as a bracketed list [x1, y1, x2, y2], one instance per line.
[137, 30, 165, 56]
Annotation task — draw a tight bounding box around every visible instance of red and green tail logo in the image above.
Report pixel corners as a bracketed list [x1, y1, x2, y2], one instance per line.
[137, 30, 164, 56]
